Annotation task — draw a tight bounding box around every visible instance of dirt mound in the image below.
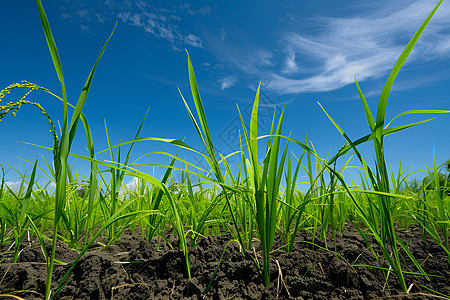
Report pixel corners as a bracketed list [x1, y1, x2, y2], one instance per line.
[0, 224, 449, 299]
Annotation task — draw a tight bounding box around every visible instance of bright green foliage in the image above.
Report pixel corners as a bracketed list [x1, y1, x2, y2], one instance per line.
[236, 83, 288, 287]
[318, 0, 446, 292]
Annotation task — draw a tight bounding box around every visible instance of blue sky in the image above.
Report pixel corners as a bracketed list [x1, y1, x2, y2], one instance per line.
[1, 0, 450, 188]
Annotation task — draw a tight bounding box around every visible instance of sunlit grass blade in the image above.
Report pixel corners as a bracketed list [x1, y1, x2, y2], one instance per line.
[35, 0, 116, 297]
[327, 117, 440, 166]
[186, 51, 216, 162]
[430, 148, 449, 255]
[282, 148, 305, 250]
[78, 114, 98, 245]
[355, 77, 375, 131]
[148, 151, 179, 242]
[376, 0, 443, 127]
[67, 22, 117, 147]
[18, 160, 38, 228]
[385, 109, 450, 128]
[249, 83, 261, 182]
[316, 1, 445, 292]
[181, 50, 244, 249]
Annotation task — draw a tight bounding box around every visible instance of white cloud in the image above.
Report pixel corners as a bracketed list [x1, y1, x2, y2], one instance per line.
[282, 47, 299, 75]
[187, 5, 211, 16]
[61, 13, 72, 20]
[158, 25, 175, 42]
[267, 0, 450, 94]
[257, 50, 273, 67]
[77, 9, 90, 21]
[96, 13, 106, 23]
[184, 34, 203, 48]
[219, 75, 237, 90]
[104, 0, 113, 9]
[219, 28, 227, 41]
[267, 53, 393, 93]
[117, 11, 130, 22]
[80, 24, 90, 32]
[129, 13, 144, 27]
[105, 1, 203, 50]
[5, 181, 20, 190]
[125, 177, 141, 191]
[204, 0, 450, 96]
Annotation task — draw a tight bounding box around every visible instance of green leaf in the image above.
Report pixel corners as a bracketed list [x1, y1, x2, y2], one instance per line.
[68, 22, 117, 148]
[355, 77, 375, 131]
[376, 0, 443, 128]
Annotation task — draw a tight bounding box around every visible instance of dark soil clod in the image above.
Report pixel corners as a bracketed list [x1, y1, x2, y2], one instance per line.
[0, 224, 449, 299]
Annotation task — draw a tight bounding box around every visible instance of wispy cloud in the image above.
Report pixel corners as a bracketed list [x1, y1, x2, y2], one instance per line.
[80, 24, 90, 32]
[108, 1, 203, 51]
[282, 47, 299, 75]
[96, 13, 106, 23]
[5, 181, 20, 190]
[62, 0, 203, 51]
[219, 75, 237, 90]
[267, 0, 450, 94]
[219, 28, 227, 41]
[203, 0, 450, 96]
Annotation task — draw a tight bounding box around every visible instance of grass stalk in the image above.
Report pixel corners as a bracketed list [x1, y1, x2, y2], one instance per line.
[318, 0, 445, 291]
[34, 1, 116, 297]
[179, 51, 245, 249]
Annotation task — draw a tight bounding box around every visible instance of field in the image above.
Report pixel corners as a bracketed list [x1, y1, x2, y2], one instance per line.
[0, 1, 449, 299]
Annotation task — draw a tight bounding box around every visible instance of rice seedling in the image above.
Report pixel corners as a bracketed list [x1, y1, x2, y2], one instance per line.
[102, 110, 148, 243]
[236, 83, 289, 287]
[0, 161, 39, 263]
[178, 52, 246, 251]
[0, 0, 116, 297]
[417, 152, 450, 259]
[318, 0, 448, 292]
[279, 145, 304, 249]
[36, 0, 116, 294]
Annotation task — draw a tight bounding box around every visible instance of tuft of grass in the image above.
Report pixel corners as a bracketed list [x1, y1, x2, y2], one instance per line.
[236, 83, 288, 287]
[318, 0, 447, 292]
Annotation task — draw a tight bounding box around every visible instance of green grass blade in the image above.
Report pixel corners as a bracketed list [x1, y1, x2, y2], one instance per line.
[35, 0, 65, 88]
[376, 0, 443, 127]
[385, 109, 450, 128]
[148, 150, 179, 242]
[19, 160, 38, 227]
[179, 87, 208, 150]
[68, 22, 117, 147]
[266, 106, 286, 246]
[117, 108, 149, 184]
[186, 51, 216, 160]
[355, 77, 375, 131]
[326, 117, 437, 166]
[249, 83, 261, 178]
[79, 114, 98, 244]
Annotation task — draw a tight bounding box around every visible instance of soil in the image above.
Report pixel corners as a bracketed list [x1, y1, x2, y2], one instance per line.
[0, 224, 449, 300]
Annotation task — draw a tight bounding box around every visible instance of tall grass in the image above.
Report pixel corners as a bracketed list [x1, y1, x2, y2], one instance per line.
[0, 1, 117, 297]
[319, 0, 446, 292]
[35, 0, 118, 297]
